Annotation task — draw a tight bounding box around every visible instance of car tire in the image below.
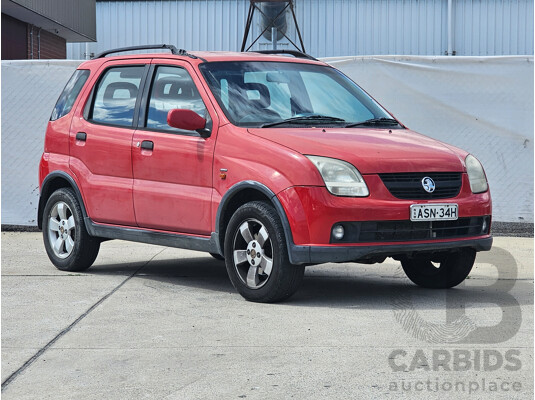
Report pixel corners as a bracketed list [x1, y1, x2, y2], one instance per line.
[401, 248, 476, 289]
[42, 188, 100, 271]
[224, 201, 304, 303]
[209, 252, 225, 261]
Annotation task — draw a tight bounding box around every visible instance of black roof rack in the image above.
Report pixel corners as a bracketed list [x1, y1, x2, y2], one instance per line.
[94, 44, 198, 59]
[252, 50, 318, 61]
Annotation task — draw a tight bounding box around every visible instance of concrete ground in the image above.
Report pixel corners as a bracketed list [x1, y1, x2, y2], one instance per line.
[1, 232, 533, 399]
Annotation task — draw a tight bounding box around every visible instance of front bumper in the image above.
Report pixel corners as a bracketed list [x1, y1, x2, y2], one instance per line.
[276, 177, 492, 265]
[277, 177, 492, 245]
[288, 236, 493, 264]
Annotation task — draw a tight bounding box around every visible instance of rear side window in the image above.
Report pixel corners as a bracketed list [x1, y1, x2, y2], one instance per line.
[50, 69, 90, 121]
[89, 66, 145, 127]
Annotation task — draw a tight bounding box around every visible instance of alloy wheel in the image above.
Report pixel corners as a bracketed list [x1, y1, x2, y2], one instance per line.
[232, 218, 273, 289]
[47, 201, 76, 258]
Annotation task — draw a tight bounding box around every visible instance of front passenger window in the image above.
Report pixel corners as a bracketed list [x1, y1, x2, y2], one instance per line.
[146, 66, 207, 133]
[90, 66, 144, 127]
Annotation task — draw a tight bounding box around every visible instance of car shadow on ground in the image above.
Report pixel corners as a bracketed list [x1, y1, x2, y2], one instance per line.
[85, 255, 533, 310]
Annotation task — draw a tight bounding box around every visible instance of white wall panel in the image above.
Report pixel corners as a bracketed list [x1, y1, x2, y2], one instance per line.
[328, 55, 534, 222]
[2, 57, 533, 225]
[1, 60, 83, 226]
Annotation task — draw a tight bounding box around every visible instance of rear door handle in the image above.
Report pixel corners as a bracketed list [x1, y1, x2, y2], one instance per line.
[76, 132, 87, 141]
[140, 140, 154, 150]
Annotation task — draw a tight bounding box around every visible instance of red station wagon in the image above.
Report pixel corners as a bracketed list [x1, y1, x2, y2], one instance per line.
[38, 45, 492, 302]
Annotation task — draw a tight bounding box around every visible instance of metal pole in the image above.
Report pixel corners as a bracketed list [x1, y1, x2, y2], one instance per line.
[85, 43, 91, 60]
[447, 0, 453, 55]
[37, 28, 41, 59]
[240, 2, 255, 51]
[289, 2, 306, 53]
[272, 27, 277, 50]
[30, 25, 34, 59]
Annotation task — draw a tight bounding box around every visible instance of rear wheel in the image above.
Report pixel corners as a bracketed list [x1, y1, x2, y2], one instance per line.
[224, 201, 304, 303]
[42, 188, 100, 271]
[401, 249, 476, 288]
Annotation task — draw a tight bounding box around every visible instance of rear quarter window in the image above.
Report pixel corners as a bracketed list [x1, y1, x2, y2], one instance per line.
[50, 69, 90, 121]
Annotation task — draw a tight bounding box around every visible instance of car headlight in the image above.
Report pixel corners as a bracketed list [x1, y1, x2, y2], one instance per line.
[465, 154, 488, 193]
[306, 155, 369, 197]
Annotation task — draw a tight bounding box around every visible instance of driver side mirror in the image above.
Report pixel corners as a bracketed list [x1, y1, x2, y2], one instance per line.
[167, 109, 211, 138]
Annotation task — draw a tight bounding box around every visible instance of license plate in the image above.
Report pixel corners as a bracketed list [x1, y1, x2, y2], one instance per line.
[410, 204, 458, 221]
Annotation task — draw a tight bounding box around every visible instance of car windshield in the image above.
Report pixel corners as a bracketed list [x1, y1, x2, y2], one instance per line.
[199, 61, 395, 128]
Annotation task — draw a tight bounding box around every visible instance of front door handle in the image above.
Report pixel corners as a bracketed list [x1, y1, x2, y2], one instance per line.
[76, 132, 87, 141]
[140, 140, 154, 150]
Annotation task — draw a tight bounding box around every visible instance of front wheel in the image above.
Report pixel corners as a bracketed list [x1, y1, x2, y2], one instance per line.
[224, 201, 304, 303]
[401, 249, 476, 289]
[42, 188, 100, 271]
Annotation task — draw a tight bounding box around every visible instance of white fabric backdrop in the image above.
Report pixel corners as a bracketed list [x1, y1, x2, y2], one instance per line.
[2, 60, 83, 226]
[1, 56, 533, 225]
[328, 56, 534, 223]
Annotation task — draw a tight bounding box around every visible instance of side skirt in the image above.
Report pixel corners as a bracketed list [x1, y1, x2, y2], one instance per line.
[85, 218, 219, 254]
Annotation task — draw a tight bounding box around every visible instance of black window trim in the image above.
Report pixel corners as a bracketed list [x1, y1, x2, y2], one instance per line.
[137, 63, 211, 137]
[83, 63, 151, 129]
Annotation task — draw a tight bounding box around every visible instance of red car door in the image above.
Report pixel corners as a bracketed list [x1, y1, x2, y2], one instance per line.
[70, 59, 150, 225]
[131, 60, 219, 235]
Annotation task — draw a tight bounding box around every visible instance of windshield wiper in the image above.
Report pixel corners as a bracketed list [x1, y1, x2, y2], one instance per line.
[261, 115, 346, 128]
[345, 117, 400, 128]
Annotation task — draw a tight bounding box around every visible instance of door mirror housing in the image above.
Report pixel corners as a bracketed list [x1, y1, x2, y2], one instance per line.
[167, 109, 210, 137]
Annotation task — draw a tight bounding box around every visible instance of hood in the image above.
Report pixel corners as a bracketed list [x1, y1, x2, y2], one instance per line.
[248, 127, 465, 174]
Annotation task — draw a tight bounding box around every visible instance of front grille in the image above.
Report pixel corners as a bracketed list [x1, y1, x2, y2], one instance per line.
[331, 217, 490, 243]
[379, 172, 462, 199]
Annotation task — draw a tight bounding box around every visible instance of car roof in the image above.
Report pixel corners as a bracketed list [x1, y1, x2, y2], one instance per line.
[79, 51, 326, 69]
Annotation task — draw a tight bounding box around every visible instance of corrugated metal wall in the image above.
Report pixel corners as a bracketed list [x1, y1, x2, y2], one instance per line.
[67, 0, 534, 58]
[454, 0, 534, 55]
[299, 0, 449, 56]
